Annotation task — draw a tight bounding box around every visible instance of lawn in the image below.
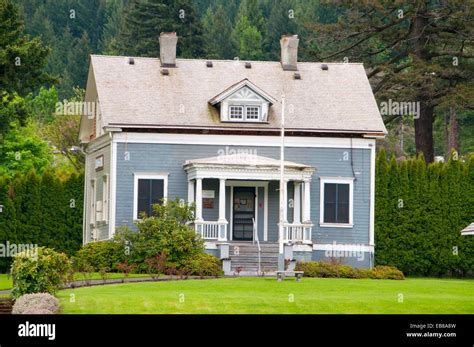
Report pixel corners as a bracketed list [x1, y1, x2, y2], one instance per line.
[57, 277, 474, 314]
[0, 273, 156, 291]
[0, 274, 12, 291]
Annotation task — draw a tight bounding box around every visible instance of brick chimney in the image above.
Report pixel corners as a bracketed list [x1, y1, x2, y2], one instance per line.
[280, 34, 299, 71]
[159, 32, 178, 67]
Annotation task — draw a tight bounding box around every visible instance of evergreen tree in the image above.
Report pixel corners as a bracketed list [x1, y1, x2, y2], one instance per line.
[0, 0, 52, 136]
[232, 15, 263, 60]
[115, 0, 204, 58]
[311, 1, 474, 162]
[100, 0, 126, 54]
[264, 0, 298, 60]
[235, 0, 265, 31]
[202, 4, 235, 59]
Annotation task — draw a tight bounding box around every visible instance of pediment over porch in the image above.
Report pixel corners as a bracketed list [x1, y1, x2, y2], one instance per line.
[183, 153, 315, 181]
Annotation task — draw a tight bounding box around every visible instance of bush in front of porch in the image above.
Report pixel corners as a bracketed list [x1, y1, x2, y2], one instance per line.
[75, 198, 222, 277]
[295, 261, 404, 280]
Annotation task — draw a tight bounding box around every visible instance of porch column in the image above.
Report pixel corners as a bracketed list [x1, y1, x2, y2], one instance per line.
[302, 179, 311, 222]
[218, 178, 227, 241]
[218, 178, 226, 222]
[195, 178, 203, 221]
[187, 180, 195, 205]
[293, 181, 301, 224]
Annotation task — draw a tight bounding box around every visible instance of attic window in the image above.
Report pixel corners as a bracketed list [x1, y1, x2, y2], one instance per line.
[209, 79, 275, 124]
[229, 106, 244, 120]
[229, 105, 260, 121]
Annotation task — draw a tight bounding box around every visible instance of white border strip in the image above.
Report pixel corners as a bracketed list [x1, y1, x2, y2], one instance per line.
[113, 133, 375, 149]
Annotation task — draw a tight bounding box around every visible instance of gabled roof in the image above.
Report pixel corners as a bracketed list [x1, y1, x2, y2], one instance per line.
[461, 222, 474, 236]
[81, 55, 388, 142]
[208, 78, 277, 105]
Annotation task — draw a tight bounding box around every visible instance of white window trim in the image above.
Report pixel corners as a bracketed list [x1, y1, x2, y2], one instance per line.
[133, 173, 169, 220]
[319, 177, 354, 228]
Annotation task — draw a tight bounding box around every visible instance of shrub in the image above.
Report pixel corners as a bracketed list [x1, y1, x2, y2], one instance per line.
[12, 293, 59, 314]
[11, 247, 71, 299]
[372, 265, 405, 280]
[114, 198, 204, 269]
[184, 253, 222, 278]
[116, 261, 136, 278]
[73, 240, 125, 272]
[144, 252, 168, 279]
[295, 261, 404, 280]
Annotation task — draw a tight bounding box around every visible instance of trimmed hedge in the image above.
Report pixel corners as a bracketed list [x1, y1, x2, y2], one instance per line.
[0, 170, 83, 272]
[375, 150, 474, 277]
[295, 261, 405, 280]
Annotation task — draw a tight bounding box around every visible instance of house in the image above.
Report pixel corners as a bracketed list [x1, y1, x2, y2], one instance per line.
[79, 32, 387, 274]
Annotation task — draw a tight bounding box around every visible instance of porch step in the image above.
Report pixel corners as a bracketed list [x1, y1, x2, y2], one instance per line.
[228, 242, 279, 274]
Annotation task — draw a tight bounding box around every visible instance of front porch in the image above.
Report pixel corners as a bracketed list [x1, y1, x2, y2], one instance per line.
[183, 153, 315, 245]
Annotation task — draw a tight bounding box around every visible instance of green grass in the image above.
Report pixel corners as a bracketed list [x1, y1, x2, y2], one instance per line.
[0, 273, 155, 291]
[57, 277, 474, 314]
[0, 274, 12, 291]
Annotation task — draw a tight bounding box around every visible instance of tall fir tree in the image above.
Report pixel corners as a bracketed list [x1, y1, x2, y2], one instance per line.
[264, 0, 299, 60]
[202, 4, 235, 59]
[115, 0, 204, 58]
[232, 15, 263, 60]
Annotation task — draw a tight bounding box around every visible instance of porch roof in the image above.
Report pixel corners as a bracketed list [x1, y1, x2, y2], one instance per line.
[183, 153, 315, 181]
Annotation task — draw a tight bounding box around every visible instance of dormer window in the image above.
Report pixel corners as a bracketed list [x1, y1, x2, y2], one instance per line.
[245, 106, 260, 120]
[229, 106, 244, 120]
[229, 105, 261, 121]
[209, 79, 276, 123]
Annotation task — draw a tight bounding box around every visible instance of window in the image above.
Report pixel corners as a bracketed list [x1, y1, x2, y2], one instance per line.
[245, 106, 260, 120]
[133, 174, 168, 220]
[229, 106, 243, 119]
[102, 175, 109, 223]
[228, 105, 261, 121]
[319, 178, 353, 227]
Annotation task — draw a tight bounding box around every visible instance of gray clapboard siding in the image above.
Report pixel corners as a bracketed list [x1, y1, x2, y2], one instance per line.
[114, 143, 371, 245]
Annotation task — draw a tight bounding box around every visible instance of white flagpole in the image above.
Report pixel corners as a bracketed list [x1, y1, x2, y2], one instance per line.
[278, 94, 286, 270]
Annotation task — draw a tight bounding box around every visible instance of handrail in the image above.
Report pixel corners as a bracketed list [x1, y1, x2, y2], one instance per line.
[253, 218, 261, 275]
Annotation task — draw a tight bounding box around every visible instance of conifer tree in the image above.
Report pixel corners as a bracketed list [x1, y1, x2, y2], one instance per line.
[202, 4, 235, 59]
[115, 0, 204, 58]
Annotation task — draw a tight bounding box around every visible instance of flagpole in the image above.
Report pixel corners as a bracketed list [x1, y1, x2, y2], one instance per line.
[278, 94, 286, 271]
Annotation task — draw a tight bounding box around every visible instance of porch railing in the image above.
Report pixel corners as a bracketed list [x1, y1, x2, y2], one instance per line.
[282, 223, 313, 244]
[195, 220, 228, 241]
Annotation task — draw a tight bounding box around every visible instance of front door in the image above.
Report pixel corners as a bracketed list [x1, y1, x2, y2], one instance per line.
[232, 187, 255, 241]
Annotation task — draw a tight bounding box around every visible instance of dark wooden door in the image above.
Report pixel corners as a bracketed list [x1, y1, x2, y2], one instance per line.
[232, 187, 255, 241]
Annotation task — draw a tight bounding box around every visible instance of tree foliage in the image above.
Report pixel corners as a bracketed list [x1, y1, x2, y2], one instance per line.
[375, 149, 474, 276]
